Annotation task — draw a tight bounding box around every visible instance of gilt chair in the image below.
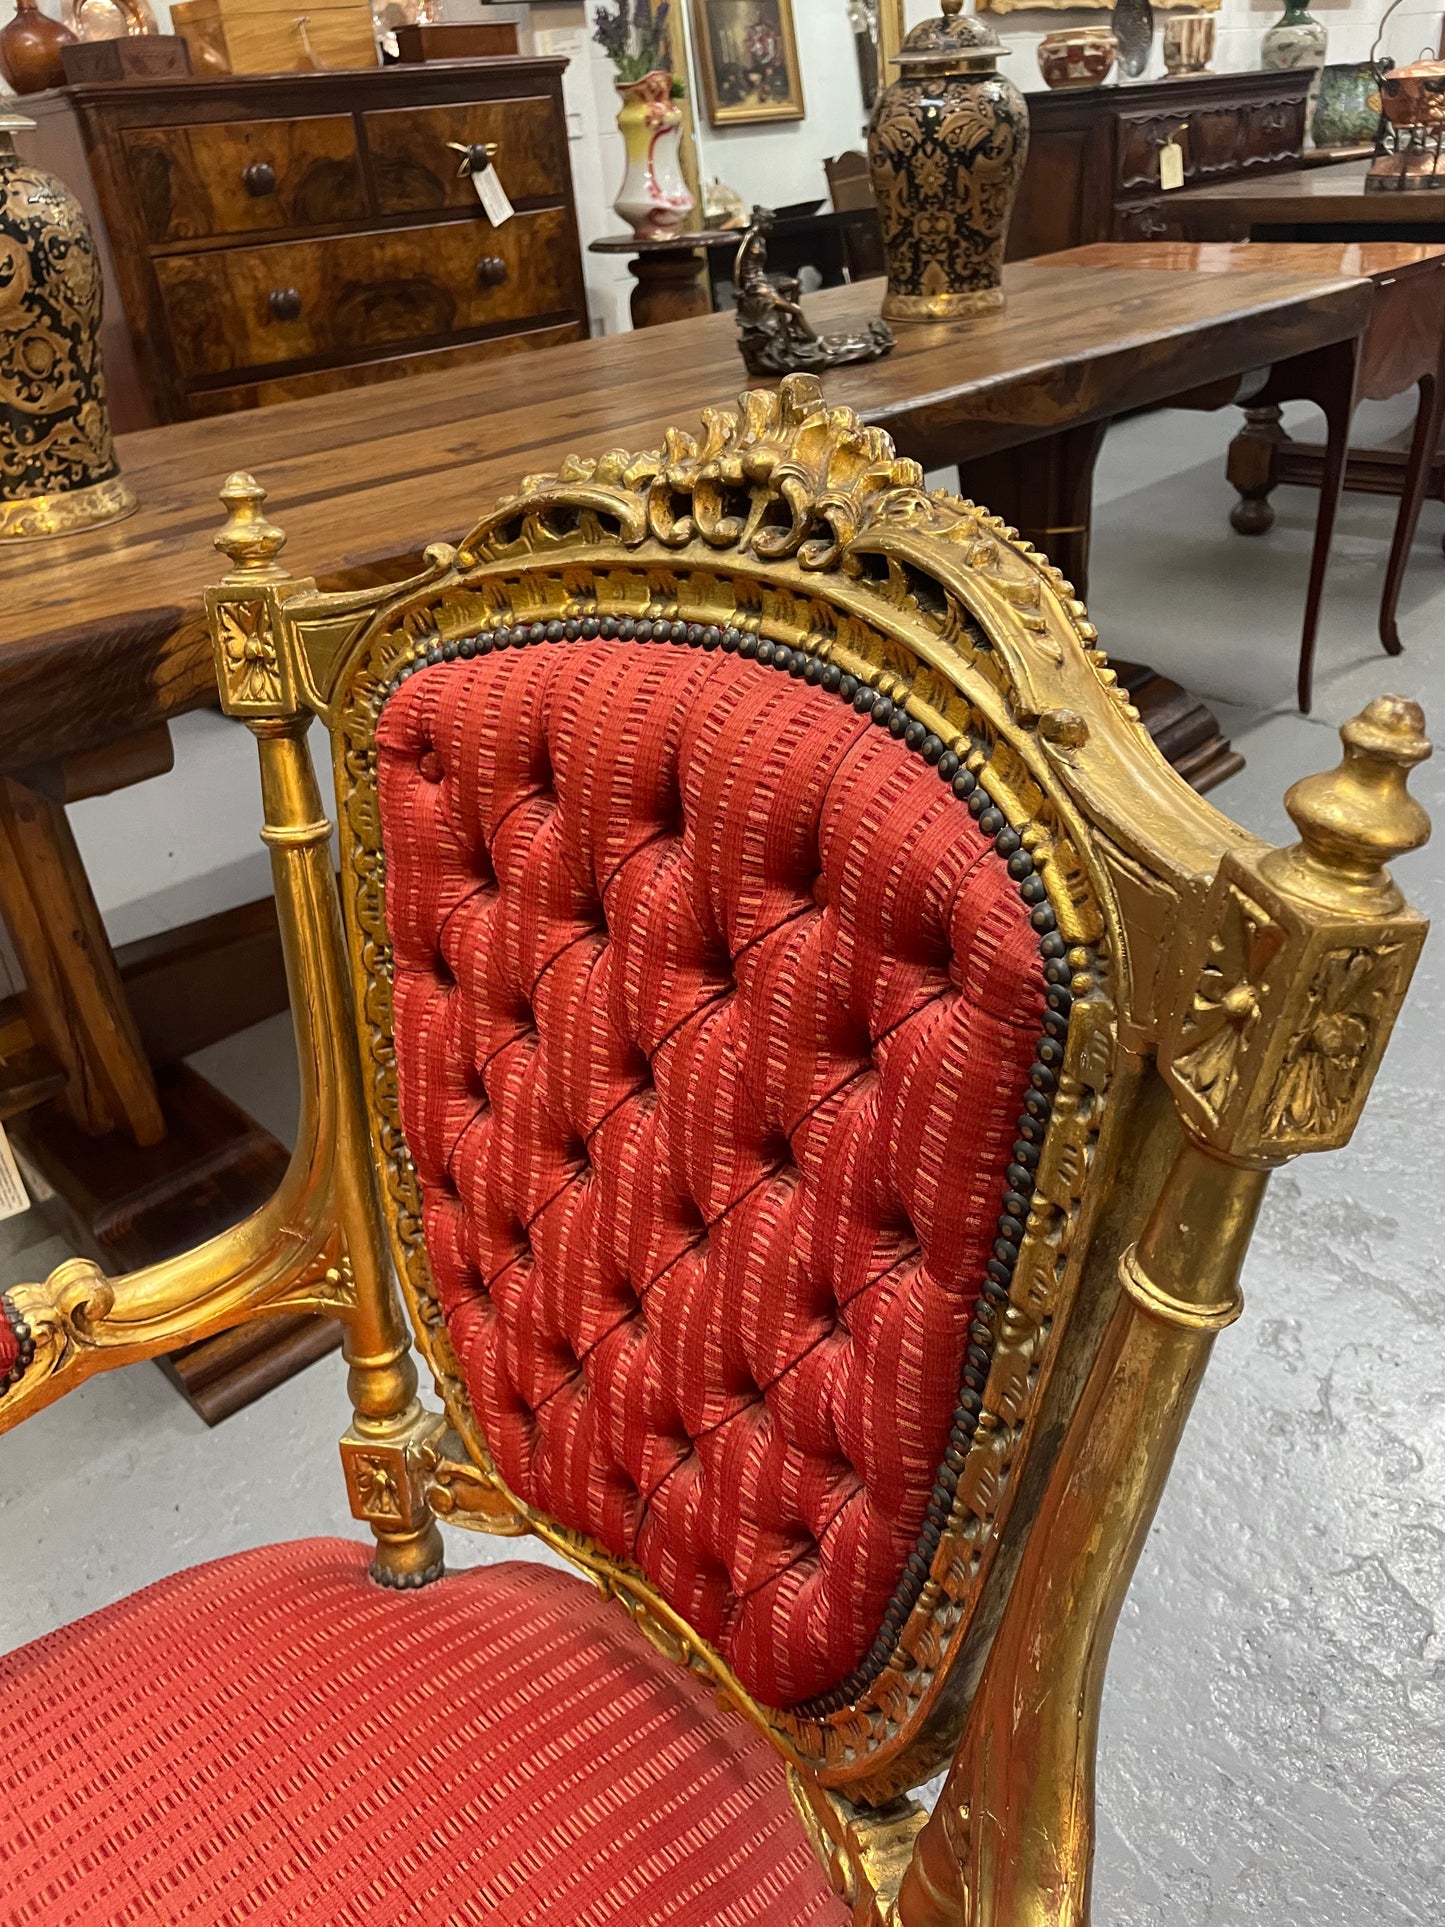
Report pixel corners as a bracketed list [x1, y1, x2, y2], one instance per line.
[0, 375, 1431, 1926]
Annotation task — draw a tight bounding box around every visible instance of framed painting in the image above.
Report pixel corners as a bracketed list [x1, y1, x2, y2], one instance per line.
[690, 0, 805, 125]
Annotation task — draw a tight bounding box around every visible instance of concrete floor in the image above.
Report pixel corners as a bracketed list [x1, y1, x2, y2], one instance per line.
[1, 397, 1441, 1924]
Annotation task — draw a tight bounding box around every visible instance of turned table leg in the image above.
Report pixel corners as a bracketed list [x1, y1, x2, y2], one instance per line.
[627, 247, 713, 329]
[1227, 402, 1289, 534]
[0, 743, 336, 1423]
[956, 420, 1108, 596]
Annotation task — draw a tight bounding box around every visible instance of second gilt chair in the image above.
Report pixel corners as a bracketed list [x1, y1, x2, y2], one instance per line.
[0, 374, 1431, 1925]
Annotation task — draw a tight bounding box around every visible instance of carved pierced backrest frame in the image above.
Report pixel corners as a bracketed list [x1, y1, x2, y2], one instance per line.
[203, 375, 1426, 1814]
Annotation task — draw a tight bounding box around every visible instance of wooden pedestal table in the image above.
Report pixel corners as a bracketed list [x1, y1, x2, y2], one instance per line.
[589, 229, 738, 330]
[1049, 241, 1445, 710]
[0, 256, 1372, 1415]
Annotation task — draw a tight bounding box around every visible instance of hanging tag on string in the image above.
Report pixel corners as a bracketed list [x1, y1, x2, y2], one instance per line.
[473, 164, 514, 226]
[448, 140, 514, 227]
[0, 1123, 30, 1222]
[1159, 129, 1186, 193]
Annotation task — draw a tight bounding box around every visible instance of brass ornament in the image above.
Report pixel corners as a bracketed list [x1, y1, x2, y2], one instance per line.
[0, 113, 137, 542]
[732, 206, 895, 377]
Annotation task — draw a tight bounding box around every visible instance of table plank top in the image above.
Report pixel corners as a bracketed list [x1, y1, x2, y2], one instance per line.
[1047, 239, 1445, 282]
[1168, 160, 1445, 228]
[0, 259, 1373, 768]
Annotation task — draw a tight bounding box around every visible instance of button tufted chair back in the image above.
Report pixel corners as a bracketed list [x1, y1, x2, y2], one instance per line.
[377, 628, 1054, 1712]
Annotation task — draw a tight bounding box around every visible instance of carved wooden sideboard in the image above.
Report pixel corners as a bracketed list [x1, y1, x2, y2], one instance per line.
[19, 61, 587, 431]
[1008, 69, 1315, 262]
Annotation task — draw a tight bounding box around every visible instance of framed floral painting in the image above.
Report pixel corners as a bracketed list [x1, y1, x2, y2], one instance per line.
[691, 0, 805, 125]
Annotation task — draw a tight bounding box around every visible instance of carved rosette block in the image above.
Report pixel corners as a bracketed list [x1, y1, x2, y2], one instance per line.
[206, 472, 314, 719]
[1162, 696, 1430, 1160]
[340, 1408, 447, 1537]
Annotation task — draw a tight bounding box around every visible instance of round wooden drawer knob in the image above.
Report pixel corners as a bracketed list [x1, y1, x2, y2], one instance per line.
[268, 287, 302, 321]
[476, 256, 508, 289]
[243, 162, 277, 197]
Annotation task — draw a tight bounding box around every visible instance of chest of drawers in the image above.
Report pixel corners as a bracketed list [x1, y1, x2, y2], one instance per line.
[1008, 69, 1314, 261]
[20, 61, 587, 431]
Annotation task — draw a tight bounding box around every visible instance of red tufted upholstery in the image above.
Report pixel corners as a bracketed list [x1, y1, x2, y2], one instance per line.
[0, 1301, 17, 1388]
[0, 1538, 846, 1926]
[378, 640, 1045, 1707]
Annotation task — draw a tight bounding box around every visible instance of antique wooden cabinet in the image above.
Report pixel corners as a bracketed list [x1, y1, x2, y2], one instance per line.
[1008, 69, 1314, 262]
[20, 61, 587, 431]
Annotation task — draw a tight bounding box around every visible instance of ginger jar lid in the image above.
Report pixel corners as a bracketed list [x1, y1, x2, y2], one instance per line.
[896, 0, 1006, 73]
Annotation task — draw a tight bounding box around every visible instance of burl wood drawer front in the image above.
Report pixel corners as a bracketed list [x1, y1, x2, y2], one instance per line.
[154, 208, 576, 380]
[124, 115, 366, 245]
[364, 96, 568, 212]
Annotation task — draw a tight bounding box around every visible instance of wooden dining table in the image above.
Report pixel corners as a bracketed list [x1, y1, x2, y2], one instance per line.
[0, 254, 1375, 1415]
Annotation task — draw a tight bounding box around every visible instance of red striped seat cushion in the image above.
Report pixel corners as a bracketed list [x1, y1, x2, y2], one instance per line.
[0, 1538, 845, 1926]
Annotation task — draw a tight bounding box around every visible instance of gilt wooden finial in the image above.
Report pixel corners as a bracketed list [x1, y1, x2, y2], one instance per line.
[1262, 695, 1431, 917]
[215, 472, 288, 581]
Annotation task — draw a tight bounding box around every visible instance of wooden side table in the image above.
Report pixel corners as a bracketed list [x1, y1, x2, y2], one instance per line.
[1224, 246, 1445, 665]
[1165, 160, 1445, 242]
[1046, 240, 1445, 710]
[590, 229, 739, 330]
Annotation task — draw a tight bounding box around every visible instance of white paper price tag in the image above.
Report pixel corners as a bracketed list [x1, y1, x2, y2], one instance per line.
[1160, 138, 1185, 193]
[472, 164, 514, 228]
[0, 1122, 31, 1222]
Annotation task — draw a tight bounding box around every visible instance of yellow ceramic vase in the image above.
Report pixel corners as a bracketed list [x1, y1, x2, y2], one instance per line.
[613, 70, 693, 239]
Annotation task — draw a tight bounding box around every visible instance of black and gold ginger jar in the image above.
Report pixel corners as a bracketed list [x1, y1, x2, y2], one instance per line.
[867, 0, 1029, 322]
[1, 111, 136, 542]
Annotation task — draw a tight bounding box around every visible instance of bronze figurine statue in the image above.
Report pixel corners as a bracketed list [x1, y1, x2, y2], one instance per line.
[732, 207, 894, 377]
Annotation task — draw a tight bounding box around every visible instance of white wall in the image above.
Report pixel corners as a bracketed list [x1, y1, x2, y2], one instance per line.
[685, 1, 870, 209]
[902, 0, 1441, 87]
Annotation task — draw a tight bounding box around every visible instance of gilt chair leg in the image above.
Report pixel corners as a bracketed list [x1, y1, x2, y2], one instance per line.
[895, 1139, 1270, 1927]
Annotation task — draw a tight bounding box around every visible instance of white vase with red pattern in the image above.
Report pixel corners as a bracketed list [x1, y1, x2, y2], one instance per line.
[613, 70, 693, 240]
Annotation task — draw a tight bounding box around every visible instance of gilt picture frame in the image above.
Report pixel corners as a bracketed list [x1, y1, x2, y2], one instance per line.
[691, 0, 806, 126]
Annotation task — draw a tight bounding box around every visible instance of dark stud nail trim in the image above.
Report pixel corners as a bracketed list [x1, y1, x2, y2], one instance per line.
[375, 609, 1094, 1719]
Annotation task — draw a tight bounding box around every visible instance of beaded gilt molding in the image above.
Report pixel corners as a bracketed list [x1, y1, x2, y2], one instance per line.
[268, 373, 1199, 1802]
